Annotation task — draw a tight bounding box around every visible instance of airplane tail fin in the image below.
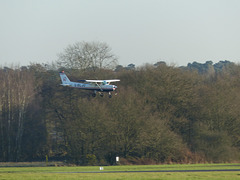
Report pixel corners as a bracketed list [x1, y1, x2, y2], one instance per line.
[59, 71, 71, 86]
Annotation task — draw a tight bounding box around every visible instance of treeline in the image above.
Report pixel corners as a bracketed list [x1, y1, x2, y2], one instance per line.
[0, 62, 240, 164]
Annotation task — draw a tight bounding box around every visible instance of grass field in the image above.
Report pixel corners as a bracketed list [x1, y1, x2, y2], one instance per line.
[0, 163, 239, 179]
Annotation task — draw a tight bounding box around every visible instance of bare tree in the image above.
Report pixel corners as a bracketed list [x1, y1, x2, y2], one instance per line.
[15, 69, 35, 161]
[0, 67, 35, 161]
[57, 41, 118, 70]
[0, 70, 5, 160]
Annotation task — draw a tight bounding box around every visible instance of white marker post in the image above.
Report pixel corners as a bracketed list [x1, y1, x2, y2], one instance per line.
[116, 156, 119, 165]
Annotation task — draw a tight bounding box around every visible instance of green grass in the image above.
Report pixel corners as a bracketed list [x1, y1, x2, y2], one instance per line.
[0, 163, 239, 179]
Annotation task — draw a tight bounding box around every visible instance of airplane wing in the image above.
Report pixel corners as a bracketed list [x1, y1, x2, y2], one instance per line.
[78, 79, 120, 83]
[105, 79, 121, 83]
[86, 79, 120, 83]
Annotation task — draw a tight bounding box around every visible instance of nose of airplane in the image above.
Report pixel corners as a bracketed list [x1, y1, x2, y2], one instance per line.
[113, 85, 117, 90]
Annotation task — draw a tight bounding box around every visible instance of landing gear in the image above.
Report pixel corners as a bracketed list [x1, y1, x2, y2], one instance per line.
[92, 90, 97, 97]
[92, 91, 116, 98]
[114, 89, 119, 95]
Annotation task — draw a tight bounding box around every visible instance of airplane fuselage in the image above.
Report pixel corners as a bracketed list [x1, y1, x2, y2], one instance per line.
[62, 82, 117, 92]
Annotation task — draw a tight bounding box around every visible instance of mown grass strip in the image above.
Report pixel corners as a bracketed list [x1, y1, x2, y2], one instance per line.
[1, 163, 239, 173]
[0, 171, 240, 180]
[0, 163, 239, 180]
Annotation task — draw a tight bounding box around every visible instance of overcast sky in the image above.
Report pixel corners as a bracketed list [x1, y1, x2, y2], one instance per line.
[1, 0, 240, 67]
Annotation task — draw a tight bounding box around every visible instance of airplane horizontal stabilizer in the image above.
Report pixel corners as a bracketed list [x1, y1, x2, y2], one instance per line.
[61, 84, 71, 86]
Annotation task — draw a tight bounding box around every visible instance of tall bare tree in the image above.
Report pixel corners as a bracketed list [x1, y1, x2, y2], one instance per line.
[0, 67, 35, 161]
[0, 69, 6, 160]
[15, 69, 35, 161]
[57, 41, 118, 71]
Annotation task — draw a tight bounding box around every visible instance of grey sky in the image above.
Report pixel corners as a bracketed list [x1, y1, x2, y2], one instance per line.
[1, 0, 240, 67]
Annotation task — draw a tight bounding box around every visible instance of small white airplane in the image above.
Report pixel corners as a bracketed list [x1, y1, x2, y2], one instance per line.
[59, 71, 120, 98]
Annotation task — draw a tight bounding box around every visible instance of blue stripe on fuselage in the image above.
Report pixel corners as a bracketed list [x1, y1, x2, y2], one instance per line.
[75, 87, 114, 91]
[70, 83, 114, 91]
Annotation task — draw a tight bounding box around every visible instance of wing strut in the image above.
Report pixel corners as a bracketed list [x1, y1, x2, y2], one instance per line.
[95, 83, 103, 92]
